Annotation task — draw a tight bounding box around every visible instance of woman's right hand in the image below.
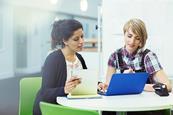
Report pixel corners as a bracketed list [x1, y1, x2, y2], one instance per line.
[98, 82, 108, 92]
[64, 76, 81, 94]
[123, 68, 134, 73]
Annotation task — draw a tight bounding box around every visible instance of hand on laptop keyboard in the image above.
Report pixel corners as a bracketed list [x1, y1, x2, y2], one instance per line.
[123, 68, 135, 73]
[98, 82, 108, 92]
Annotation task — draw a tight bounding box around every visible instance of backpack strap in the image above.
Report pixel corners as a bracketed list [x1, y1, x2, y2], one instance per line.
[141, 49, 150, 69]
[117, 49, 123, 67]
[116, 48, 127, 73]
[141, 49, 151, 84]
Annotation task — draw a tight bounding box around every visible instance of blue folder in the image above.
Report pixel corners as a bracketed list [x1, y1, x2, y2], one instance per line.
[99, 72, 149, 96]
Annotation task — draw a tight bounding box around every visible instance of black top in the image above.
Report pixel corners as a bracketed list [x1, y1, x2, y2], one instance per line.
[33, 49, 87, 115]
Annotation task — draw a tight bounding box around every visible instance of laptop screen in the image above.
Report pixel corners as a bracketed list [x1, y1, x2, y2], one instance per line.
[105, 72, 149, 96]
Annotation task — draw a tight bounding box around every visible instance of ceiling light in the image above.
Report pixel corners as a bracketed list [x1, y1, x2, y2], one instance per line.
[50, 0, 58, 5]
[80, 0, 88, 12]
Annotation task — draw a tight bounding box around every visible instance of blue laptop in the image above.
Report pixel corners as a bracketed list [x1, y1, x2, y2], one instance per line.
[98, 72, 149, 96]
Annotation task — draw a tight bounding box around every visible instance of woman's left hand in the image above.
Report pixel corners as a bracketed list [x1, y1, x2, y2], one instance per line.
[64, 76, 81, 94]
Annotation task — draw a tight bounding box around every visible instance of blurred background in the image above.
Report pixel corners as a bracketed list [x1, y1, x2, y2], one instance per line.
[0, 0, 101, 114]
[1, 0, 173, 114]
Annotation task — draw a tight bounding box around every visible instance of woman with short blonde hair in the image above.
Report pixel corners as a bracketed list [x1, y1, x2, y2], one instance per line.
[99, 18, 171, 115]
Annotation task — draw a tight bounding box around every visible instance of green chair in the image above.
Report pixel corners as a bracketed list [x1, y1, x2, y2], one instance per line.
[19, 77, 42, 115]
[40, 101, 99, 115]
[164, 109, 171, 115]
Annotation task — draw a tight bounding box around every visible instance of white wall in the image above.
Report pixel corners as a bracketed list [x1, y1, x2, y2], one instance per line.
[80, 52, 103, 81]
[102, 0, 173, 77]
[80, 52, 99, 70]
[0, 5, 14, 79]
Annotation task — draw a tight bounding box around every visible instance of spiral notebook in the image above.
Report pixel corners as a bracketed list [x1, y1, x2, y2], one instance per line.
[67, 69, 101, 99]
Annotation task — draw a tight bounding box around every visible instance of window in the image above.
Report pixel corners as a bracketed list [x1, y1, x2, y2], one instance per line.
[0, 8, 3, 50]
[74, 17, 98, 52]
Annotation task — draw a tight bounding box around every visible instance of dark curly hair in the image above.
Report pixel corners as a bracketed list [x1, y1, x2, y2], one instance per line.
[51, 19, 83, 49]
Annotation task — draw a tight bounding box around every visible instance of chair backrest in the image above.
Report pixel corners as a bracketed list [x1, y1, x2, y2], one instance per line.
[40, 102, 99, 115]
[19, 77, 42, 115]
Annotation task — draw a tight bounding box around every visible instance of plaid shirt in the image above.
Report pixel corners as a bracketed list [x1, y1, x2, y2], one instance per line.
[108, 47, 162, 83]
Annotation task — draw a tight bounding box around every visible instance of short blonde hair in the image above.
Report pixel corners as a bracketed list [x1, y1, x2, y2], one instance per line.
[123, 18, 148, 48]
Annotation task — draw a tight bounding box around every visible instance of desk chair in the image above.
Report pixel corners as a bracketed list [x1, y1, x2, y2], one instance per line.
[40, 101, 99, 115]
[19, 77, 42, 115]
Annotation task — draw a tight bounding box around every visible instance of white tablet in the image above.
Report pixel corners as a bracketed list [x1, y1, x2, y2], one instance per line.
[68, 69, 101, 98]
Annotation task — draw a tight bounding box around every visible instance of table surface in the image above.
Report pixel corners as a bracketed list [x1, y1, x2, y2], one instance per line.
[57, 92, 173, 112]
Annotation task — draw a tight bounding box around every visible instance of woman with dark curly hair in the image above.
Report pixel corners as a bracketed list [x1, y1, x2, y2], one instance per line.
[33, 19, 87, 115]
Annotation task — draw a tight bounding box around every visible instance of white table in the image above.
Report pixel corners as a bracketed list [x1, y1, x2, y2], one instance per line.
[57, 92, 173, 114]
